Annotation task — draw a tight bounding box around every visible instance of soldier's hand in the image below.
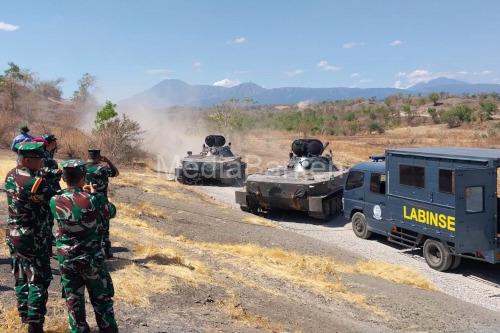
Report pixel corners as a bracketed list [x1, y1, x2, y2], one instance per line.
[83, 184, 93, 193]
[100, 156, 110, 163]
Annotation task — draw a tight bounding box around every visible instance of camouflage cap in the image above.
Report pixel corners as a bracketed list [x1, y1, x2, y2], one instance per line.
[62, 159, 87, 172]
[16, 142, 45, 158]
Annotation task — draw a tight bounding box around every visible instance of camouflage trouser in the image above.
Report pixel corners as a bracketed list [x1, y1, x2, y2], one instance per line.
[59, 255, 118, 333]
[102, 216, 111, 255]
[11, 256, 52, 324]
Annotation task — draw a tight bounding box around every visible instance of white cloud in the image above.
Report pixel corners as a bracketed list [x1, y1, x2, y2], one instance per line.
[213, 78, 241, 88]
[343, 41, 364, 49]
[480, 70, 492, 75]
[351, 73, 360, 78]
[456, 71, 469, 75]
[285, 69, 304, 77]
[395, 71, 406, 77]
[317, 60, 341, 72]
[358, 78, 372, 83]
[233, 37, 246, 44]
[0, 21, 19, 31]
[389, 40, 403, 46]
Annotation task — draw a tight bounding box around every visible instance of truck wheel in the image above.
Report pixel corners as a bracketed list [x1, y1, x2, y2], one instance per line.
[352, 212, 372, 239]
[423, 239, 453, 272]
[450, 256, 462, 270]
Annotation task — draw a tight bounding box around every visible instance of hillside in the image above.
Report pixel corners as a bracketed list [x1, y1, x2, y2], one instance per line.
[121, 78, 500, 108]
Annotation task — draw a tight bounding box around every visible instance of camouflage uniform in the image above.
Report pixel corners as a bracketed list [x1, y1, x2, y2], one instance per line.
[51, 160, 118, 333]
[85, 161, 116, 256]
[4, 142, 55, 325]
[41, 147, 61, 251]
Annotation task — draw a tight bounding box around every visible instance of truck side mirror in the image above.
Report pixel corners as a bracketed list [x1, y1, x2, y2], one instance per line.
[289, 152, 293, 159]
[187, 151, 192, 156]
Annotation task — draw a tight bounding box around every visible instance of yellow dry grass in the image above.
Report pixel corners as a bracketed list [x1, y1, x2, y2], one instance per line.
[112, 192, 430, 317]
[115, 201, 168, 221]
[0, 301, 69, 333]
[0, 230, 8, 257]
[109, 222, 208, 308]
[352, 260, 434, 290]
[108, 167, 433, 318]
[221, 293, 283, 332]
[113, 171, 185, 200]
[242, 216, 275, 228]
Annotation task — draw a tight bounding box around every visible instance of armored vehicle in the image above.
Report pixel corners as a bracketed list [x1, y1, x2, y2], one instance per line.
[343, 147, 500, 272]
[235, 139, 346, 220]
[175, 135, 246, 185]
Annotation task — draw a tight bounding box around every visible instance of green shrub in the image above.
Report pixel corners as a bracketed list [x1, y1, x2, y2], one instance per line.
[427, 107, 440, 124]
[368, 121, 385, 134]
[442, 105, 474, 128]
[478, 100, 497, 121]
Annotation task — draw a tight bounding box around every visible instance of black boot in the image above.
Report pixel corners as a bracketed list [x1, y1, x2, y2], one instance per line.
[28, 322, 44, 333]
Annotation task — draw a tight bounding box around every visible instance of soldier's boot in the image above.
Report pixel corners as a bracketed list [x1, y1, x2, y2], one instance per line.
[28, 323, 44, 333]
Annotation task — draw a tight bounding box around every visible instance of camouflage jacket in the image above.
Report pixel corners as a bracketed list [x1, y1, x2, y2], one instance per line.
[85, 162, 116, 196]
[4, 167, 55, 258]
[50, 188, 110, 261]
[41, 150, 61, 191]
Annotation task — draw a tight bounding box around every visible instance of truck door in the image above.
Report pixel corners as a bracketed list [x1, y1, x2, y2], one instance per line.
[454, 168, 497, 253]
[365, 172, 387, 230]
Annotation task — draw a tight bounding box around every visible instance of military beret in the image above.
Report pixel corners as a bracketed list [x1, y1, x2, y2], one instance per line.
[15, 142, 45, 158]
[42, 134, 57, 143]
[62, 159, 87, 171]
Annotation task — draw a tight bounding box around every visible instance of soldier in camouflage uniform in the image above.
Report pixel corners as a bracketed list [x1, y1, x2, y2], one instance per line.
[39, 134, 62, 252]
[41, 134, 61, 192]
[4, 142, 56, 333]
[51, 160, 118, 333]
[85, 149, 119, 259]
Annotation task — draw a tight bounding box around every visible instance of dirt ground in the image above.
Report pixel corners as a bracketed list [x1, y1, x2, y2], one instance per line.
[2, 143, 500, 332]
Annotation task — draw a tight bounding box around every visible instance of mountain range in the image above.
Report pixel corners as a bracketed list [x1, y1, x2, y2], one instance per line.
[121, 77, 500, 109]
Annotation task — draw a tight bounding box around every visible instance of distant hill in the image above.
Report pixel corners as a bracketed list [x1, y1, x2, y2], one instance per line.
[409, 77, 500, 95]
[121, 77, 500, 108]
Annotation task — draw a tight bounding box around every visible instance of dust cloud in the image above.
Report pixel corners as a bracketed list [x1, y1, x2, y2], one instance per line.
[119, 105, 210, 174]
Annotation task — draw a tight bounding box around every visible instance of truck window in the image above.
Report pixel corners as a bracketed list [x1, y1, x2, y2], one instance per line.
[345, 171, 364, 190]
[399, 165, 425, 188]
[370, 173, 386, 194]
[439, 169, 454, 194]
[465, 186, 484, 213]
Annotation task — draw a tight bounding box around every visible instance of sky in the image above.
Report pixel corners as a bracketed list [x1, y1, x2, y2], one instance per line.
[1, 0, 499, 101]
